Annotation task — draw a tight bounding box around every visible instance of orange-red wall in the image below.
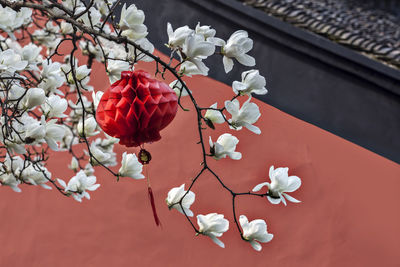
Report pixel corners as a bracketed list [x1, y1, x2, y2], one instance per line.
[0, 52, 399, 267]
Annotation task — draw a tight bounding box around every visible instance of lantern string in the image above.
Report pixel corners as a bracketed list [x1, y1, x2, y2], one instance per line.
[144, 158, 161, 227]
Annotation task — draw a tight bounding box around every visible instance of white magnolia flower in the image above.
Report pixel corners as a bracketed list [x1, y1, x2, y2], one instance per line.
[209, 133, 242, 160]
[195, 22, 216, 41]
[119, 4, 148, 41]
[60, 21, 73, 34]
[0, 6, 31, 36]
[7, 84, 25, 101]
[232, 70, 268, 96]
[67, 64, 91, 89]
[21, 165, 52, 190]
[0, 49, 28, 74]
[169, 79, 191, 97]
[217, 30, 255, 73]
[68, 157, 79, 172]
[197, 213, 229, 248]
[22, 87, 46, 109]
[0, 155, 24, 192]
[39, 60, 65, 95]
[77, 116, 100, 137]
[180, 34, 215, 75]
[167, 23, 193, 49]
[239, 215, 273, 251]
[92, 90, 103, 110]
[166, 184, 195, 217]
[253, 166, 301, 206]
[20, 43, 43, 71]
[75, 6, 101, 27]
[225, 98, 261, 134]
[44, 119, 66, 151]
[178, 61, 204, 77]
[42, 95, 68, 118]
[0, 173, 21, 192]
[204, 103, 225, 125]
[95, 0, 117, 16]
[89, 141, 116, 166]
[128, 38, 154, 62]
[107, 57, 130, 83]
[57, 170, 100, 202]
[24, 118, 46, 143]
[118, 152, 144, 179]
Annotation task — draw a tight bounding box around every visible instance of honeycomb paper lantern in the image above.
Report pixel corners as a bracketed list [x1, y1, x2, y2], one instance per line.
[96, 70, 178, 147]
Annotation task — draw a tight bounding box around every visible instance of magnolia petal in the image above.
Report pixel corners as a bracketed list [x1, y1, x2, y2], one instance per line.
[250, 240, 262, 251]
[40, 184, 52, 190]
[236, 54, 255, 66]
[283, 193, 301, 203]
[229, 151, 242, 160]
[210, 236, 225, 248]
[244, 123, 261, 135]
[280, 194, 287, 206]
[252, 182, 269, 192]
[57, 178, 67, 189]
[286, 175, 302, 192]
[257, 233, 274, 243]
[223, 56, 234, 73]
[183, 207, 194, 217]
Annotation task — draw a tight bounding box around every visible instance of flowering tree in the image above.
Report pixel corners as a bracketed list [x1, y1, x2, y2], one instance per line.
[0, 0, 302, 251]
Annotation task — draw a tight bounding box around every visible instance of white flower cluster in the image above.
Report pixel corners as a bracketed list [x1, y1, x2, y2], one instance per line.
[164, 22, 302, 251]
[165, 169, 299, 251]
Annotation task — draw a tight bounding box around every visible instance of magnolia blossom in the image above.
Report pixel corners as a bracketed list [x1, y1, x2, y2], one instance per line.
[44, 119, 66, 151]
[169, 79, 191, 97]
[68, 157, 79, 172]
[0, 6, 32, 36]
[209, 133, 242, 160]
[253, 166, 301, 206]
[119, 4, 148, 41]
[118, 152, 144, 179]
[57, 170, 100, 202]
[42, 95, 68, 118]
[39, 60, 65, 95]
[217, 30, 255, 73]
[88, 141, 116, 167]
[180, 34, 215, 75]
[22, 88, 46, 109]
[167, 23, 193, 49]
[0, 49, 28, 75]
[92, 91, 104, 110]
[75, 6, 101, 27]
[21, 165, 52, 190]
[60, 21, 73, 34]
[107, 57, 130, 83]
[225, 98, 261, 134]
[20, 43, 42, 71]
[204, 103, 225, 126]
[0, 173, 21, 192]
[232, 70, 268, 96]
[195, 23, 217, 41]
[178, 61, 204, 77]
[240, 215, 273, 251]
[77, 116, 100, 137]
[197, 213, 229, 248]
[166, 184, 195, 217]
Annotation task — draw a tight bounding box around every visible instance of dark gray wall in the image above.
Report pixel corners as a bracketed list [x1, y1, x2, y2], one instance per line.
[128, 0, 400, 163]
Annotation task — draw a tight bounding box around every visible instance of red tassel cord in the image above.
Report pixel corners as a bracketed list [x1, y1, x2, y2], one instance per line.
[140, 148, 161, 227]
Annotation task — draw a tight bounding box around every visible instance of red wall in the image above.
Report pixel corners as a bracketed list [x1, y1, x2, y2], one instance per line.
[1, 52, 399, 267]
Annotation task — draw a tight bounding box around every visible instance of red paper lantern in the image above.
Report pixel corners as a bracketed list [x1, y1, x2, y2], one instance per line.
[96, 70, 178, 147]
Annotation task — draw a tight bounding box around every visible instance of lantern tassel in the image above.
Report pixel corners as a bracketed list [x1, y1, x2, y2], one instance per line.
[148, 186, 161, 227]
[144, 164, 161, 227]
